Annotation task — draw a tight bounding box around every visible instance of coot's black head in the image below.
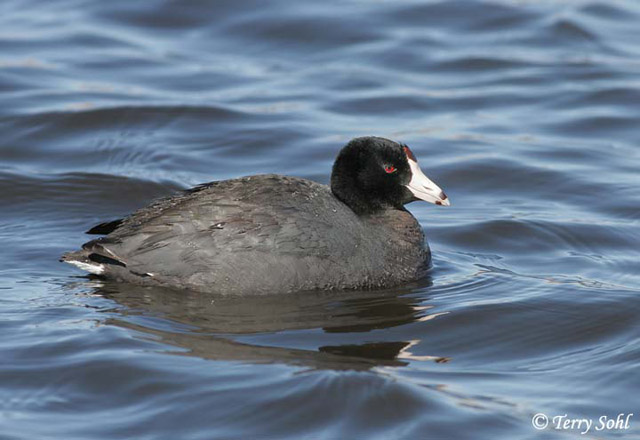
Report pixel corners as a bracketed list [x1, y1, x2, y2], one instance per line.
[330, 137, 449, 215]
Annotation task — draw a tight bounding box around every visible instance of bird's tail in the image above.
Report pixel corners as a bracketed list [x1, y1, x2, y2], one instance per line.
[60, 250, 106, 275]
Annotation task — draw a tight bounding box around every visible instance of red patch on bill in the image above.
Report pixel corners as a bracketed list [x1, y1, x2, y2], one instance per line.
[403, 145, 417, 161]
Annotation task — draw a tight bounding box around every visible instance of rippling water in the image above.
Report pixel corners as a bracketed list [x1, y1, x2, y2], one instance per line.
[1, 1, 639, 438]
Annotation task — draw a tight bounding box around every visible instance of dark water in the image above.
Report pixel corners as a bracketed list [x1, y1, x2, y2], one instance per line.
[1, 0, 639, 438]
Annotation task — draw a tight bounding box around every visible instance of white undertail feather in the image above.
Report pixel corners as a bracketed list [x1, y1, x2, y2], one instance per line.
[66, 260, 105, 275]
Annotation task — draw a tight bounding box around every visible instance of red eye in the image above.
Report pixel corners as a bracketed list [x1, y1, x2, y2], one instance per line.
[384, 165, 396, 174]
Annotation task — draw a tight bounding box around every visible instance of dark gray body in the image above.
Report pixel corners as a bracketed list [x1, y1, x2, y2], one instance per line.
[64, 175, 430, 294]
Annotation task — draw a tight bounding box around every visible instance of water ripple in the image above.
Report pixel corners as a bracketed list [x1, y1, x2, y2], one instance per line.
[1, 0, 640, 438]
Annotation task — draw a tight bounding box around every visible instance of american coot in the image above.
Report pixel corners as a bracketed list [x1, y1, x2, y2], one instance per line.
[62, 137, 449, 294]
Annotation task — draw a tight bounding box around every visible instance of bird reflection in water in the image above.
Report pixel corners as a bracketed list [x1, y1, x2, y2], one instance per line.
[71, 277, 451, 371]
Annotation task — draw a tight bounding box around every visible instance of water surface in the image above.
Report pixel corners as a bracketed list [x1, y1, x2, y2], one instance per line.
[1, 0, 639, 438]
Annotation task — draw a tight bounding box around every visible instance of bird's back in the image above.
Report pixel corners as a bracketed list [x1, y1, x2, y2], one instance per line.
[66, 176, 359, 293]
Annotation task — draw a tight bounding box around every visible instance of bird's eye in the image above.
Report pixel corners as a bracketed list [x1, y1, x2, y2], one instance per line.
[384, 165, 397, 174]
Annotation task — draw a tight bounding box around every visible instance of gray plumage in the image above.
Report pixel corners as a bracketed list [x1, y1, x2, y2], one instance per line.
[62, 137, 449, 295]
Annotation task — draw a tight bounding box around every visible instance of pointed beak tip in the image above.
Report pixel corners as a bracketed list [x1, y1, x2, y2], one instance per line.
[405, 159, 450, 207]
[434, 192, 450, 207]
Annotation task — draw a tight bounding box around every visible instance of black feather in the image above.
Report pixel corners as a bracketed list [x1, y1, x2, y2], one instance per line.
[86, 219, 123, 235]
